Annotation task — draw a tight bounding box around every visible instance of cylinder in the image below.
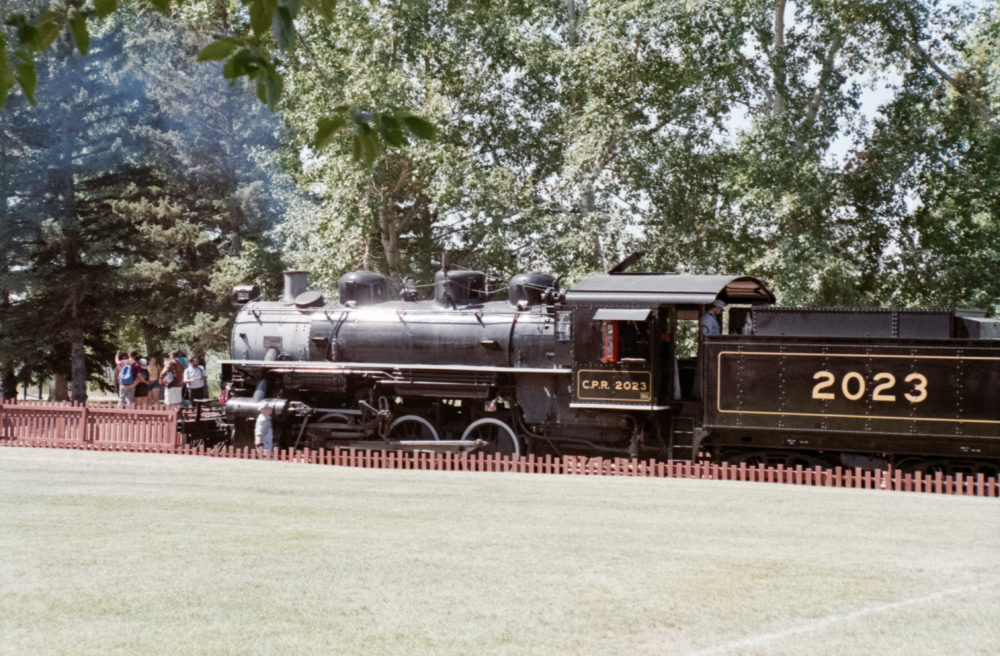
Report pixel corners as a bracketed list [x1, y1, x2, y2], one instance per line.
[225, 397, 291, 420]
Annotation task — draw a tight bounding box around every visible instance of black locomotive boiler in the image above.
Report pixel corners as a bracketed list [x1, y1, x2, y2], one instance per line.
[220, 257, 1000, 475]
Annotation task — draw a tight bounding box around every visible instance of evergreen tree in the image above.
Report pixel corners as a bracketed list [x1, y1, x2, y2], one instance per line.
[0, 8, 294, 399]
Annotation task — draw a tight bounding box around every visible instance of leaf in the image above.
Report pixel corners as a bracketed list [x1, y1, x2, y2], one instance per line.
[224, 48, 267, 80]
[94, 0, 118, 19]
[12, 20, 40, 51]
[69, 12, 90, 56]
[353, 124, 382, 166]
[313, 115, 347, 149]
[198, 38, 240, 61]
[376, 113, 404, 147]
[351, 132, 363, 161]
[364, 129, 384, 164]
[15, 57, 36, 105]
[4, 13, 26, 28]
[401, 115, 437, 140]
[255, 69, 283, 109]
[147, 0, 171, 13]
[255, 77, 267, 104]
[223, 55, 239, 80]
[0, 38, 14, 109]
[250, 0, 276, 38]
[263, 70, 283, 108]
[271, 7, 296, 50]
[35, 12, 61, 49]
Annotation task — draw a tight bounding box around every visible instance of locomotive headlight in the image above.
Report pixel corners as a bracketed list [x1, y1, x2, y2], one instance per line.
[233, 284, 260, 304]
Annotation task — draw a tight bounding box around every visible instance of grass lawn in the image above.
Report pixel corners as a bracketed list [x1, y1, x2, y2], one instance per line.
[1, 448, 998, 655]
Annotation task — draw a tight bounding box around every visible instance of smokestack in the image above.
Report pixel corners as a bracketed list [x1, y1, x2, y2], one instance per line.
[283, 271, 309, 303]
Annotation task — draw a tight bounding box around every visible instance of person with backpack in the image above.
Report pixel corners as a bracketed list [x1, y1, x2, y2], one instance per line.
[113, 350, 126, 394]
[116, 351, 139, 408]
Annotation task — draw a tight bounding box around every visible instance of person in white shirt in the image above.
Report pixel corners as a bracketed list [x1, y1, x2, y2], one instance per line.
[183, 356, 208, 401]
[255, 405, 274, 459]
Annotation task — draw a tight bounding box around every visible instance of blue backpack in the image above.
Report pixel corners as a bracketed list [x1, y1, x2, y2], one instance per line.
[118, 362, 135, 386]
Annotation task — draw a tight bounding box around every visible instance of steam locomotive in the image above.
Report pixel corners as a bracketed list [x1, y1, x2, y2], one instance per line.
[220, 255, 1000, 475]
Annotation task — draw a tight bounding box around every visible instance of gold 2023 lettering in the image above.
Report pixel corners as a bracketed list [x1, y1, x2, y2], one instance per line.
[811, 371, 928, 403]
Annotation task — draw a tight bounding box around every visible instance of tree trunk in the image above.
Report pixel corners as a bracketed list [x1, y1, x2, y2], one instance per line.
[566, 0, 579, 47]
[142, 319, 157, 359]
[378, 202, 404, 292]
[49, 374, 69, 402]
[1, 362, 14, 400]
[0, 287, 13, 399]
[67, 324, 88, 404]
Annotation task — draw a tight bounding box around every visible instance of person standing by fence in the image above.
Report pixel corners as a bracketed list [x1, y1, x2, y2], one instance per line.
[177, 350, 189, 400]
[160, 352, 184, 409]
[116, 352, 138, 408]
[133, 358, 151, 407]
[255, 405, 274, 459]
[147, 357, 162, 405]
[183, 357, 208, 402]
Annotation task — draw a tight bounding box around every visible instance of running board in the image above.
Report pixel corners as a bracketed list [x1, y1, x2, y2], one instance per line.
[343, 439, 488, 454]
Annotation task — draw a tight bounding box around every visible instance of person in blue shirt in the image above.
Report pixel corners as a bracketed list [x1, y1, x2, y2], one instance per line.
[701, 299, 725, 335]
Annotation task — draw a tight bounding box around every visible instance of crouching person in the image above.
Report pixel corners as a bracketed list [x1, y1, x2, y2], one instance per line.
[255, 405, 274, 460]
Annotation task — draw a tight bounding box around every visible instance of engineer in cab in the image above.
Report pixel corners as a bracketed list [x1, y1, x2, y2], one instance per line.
[701, 299, 725, 335]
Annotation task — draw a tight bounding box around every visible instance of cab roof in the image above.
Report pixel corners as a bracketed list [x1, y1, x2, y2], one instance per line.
[566, 273, 776, 306]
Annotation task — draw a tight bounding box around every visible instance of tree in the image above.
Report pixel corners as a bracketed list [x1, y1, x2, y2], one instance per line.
[5, 0, 998, 329]
[2, 25, 158, 401]
[873, 5, 1000, 309]
[0, 7, 297, 400]
[631, 0, 997, 307]
[113, 9, 289, 355]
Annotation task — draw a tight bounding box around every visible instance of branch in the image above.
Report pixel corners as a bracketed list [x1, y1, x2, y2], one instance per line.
[906, 37, 994, 124]
[801, 32, 843, 128]
[771, 0, 787, 115]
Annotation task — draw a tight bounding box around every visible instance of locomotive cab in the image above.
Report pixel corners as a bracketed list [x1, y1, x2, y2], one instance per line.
[564, 273, 776, 409]
[555, 273, 774, 458]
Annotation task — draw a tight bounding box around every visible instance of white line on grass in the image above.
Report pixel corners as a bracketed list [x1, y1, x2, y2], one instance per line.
[686, 580, 1000, 656]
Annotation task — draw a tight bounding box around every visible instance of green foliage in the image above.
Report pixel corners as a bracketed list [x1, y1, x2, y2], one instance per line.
[1, 0, 431, 158]
[68, 11, 89, 55]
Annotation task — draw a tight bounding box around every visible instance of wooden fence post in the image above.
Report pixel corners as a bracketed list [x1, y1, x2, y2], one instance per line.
[77, 405, 88, 444]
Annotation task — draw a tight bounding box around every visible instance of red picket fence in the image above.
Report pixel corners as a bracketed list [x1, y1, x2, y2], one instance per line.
[0, 400, 180, 449]
[1, 400, 997, 497]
